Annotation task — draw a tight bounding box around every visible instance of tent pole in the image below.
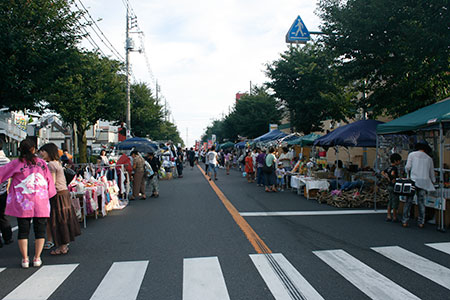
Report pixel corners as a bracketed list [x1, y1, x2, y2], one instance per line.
[374, 135, 379, 211]
[439, 122, 445, 232]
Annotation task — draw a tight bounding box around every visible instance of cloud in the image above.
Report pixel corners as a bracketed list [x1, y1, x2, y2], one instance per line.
[80, 0, 321, 146]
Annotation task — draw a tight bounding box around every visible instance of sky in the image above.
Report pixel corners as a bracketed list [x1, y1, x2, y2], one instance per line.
[79, 0, 322, 147]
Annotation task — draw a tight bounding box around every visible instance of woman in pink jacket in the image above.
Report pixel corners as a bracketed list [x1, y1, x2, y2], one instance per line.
[0, 139, 56, 268]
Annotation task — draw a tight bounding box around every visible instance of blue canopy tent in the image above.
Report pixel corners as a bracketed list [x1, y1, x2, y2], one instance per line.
[253, 129, 288, 143]
[235, 141, 249, 149]
[116, 137, 158, 153]
[314, 120, 384, 148]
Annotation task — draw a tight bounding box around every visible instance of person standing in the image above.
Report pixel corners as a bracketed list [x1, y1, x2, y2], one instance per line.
[38, 143, 81, 255]
[256, 149, 266, 187]
[188, 148, 195, 170]
[224, 151, 232, 175]
[207, 146, 219, 181]
[146, 152, 161, 198]
[245, 151, 254, 183]
[176, 148, 184, 178]
[130, 151, 146, 200]
[0, 139, 56, 268]
[264, 148, 277, 192]
[0, 141, 13, 248]
[381, 153, 402, 222]
[402, 142, 436, 228]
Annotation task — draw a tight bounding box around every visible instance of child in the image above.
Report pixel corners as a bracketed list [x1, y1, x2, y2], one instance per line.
[381, 153, 402, 222]
[244, 152, 254, 183]
[276, 162, 286, 191]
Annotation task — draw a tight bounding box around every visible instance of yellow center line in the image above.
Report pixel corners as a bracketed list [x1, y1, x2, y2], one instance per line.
[197, 164, 272, 254]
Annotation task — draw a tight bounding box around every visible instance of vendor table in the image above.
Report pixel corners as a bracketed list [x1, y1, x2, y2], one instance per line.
[290, 175, 330, 199]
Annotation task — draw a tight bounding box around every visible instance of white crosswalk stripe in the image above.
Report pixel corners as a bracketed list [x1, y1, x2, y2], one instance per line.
[90, 261, 149, 300]
[250, 253, 324, 300]
[314, 249, 420, 300]
[2, 242, 450, 299]
[372, 246, 450, 291]
[426, 242, 450, 255]
[183, 256, 230, 300]
[3, 264, 78, 300]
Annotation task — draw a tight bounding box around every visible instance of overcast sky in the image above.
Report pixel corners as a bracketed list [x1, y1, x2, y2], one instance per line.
[79, 0, 322, 146]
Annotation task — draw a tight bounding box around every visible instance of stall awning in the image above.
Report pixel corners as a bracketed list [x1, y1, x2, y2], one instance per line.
[253, 129, 288, 142]
[314, 120, 383, 148]
[377, 97, 450, 135]
[287, 133, 321, 146]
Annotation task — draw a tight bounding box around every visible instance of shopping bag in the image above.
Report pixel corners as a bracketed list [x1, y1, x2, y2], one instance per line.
[393, 178, 416, 196]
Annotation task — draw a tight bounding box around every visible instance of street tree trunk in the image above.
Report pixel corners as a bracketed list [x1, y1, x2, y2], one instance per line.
[77, 126, 88, 163]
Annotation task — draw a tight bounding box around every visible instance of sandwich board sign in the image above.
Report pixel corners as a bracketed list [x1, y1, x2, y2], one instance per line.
[286, 15, 311, 44]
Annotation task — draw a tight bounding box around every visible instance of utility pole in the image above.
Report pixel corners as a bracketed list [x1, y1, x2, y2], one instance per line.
[186, 128, 188, 148]
[125, 3, 131, 132]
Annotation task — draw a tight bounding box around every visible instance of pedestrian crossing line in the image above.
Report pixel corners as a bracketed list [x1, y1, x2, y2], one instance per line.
[372, 246, 450, 290]
[183, 256, 230, 300]
[90, 261, 149, 300]
[425, 242, 450, 255]
[3, 264, 79, 300]
[0, 267, 4, 273]
[250, 253, 324, 300]
[314, 249, 420, 300]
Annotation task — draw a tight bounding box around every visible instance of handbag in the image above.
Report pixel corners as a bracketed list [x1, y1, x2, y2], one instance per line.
[393, 178, 416, 196]
[63, 167, 76, 185]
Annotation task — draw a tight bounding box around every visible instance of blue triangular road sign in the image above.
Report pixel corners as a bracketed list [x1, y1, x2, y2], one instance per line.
[286, 15, 310, 43]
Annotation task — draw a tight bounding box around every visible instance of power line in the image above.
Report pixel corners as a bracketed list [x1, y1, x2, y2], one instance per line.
[74, 0, 125, 62]
[76, 19, 108, 57]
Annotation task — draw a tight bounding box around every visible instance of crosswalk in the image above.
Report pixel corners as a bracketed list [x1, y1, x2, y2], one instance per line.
[0, 242, 449, 300]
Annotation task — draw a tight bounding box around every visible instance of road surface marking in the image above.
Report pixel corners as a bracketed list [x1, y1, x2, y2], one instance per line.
[314, 249, 419, 300]
[250, 253, 324, 300]
[183, 256, 230, 300]
[240, 210, 387, 217]
[426, 242, 450, 255]
[372, 246, 450, 290]
[197, 164, 272, 254]
[3, 264, 79, 300]
[90, 261, 148, 300]
[0, 267, 4, 273]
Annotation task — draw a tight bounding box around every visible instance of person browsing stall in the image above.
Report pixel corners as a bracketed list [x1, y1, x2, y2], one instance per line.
[381, 153, 402, 222]
[0, 139, 56, 268]
[402, 142, 436, 228]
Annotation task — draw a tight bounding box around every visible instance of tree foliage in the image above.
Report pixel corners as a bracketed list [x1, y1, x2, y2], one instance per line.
[0, 0, 82, 110]
[266, 44, 354, 133]
[318, 0, 450, 117]
[46, 51, 126, 162]
[128, 83, 164, 138]
[202, 86, 282, 142]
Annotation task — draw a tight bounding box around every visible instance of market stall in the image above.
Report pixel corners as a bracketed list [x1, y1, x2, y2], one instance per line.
[376, 97, 450, 230]
[68, 163, 130, 228]
[310, 120, 385, 208]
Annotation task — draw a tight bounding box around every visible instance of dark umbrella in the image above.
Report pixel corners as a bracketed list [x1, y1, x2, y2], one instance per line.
[117, 137, 158, 153]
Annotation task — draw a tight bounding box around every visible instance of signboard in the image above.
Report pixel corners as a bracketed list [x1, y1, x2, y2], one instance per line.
[14, 112, 28, 132]
[286, 15, 310, 43]
[269, 124, 278, 131]
[212, 134, 216, 143]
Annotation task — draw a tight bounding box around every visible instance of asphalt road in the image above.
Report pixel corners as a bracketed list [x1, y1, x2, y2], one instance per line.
[0, 163, 449, 300]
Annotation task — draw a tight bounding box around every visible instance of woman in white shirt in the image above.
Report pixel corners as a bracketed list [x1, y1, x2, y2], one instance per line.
[402, 142, 435, 228]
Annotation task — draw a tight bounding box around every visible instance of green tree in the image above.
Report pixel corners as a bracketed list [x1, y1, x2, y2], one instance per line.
[46, 51, 126, 162]
[266, 44, 353, 133]
[153, 120, 184, 146]
[0, 0, 82, 110]
[318, 0, 449, 117]
[128, 83, 164, 138]
[227, 87, 282, 138]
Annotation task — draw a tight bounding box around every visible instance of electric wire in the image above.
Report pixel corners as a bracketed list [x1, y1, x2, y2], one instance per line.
[74, 0, 125, 62]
